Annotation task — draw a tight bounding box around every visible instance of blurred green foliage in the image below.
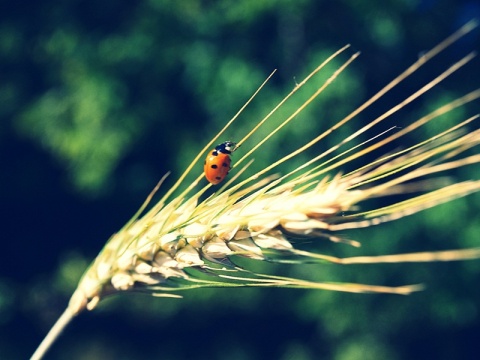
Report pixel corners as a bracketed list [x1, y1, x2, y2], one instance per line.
[1, 0, 479, 359]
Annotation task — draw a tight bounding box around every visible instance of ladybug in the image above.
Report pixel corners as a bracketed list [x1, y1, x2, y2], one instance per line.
[204, 141, 237, 185]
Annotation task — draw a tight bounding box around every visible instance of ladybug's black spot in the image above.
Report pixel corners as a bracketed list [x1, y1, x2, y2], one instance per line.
[212, 150, 219, 156]
[215, 176, 221, 180]
[221, 162, 228, 167]
[210, 164, 218, 169]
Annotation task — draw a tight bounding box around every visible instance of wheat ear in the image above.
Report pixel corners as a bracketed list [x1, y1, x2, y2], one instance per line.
[31, 20, 480, 360]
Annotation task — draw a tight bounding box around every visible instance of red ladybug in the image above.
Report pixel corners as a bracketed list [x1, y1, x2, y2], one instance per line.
[204, 141, 237, 185]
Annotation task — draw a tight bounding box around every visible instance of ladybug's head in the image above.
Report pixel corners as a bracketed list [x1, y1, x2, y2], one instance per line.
[215, 141, 237, 154]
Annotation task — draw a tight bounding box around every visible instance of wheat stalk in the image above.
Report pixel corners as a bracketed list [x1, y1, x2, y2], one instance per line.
[31, 20, 480, 360]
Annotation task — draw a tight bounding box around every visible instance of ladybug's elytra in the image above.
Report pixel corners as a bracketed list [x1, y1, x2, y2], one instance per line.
[204, 141, 237, 185]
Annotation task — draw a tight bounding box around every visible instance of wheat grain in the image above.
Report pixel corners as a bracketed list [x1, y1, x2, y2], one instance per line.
[31, 20, 480, 360]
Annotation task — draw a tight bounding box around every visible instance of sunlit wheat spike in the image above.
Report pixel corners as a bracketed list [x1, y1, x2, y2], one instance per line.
[31, 20, 480, 360]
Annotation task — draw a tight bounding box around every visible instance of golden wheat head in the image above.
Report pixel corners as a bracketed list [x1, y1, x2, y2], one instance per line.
[31, 21, 480, 360]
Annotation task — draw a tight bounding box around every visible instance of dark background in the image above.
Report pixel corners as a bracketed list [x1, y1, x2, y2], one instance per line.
[1, 1, 480, 359]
